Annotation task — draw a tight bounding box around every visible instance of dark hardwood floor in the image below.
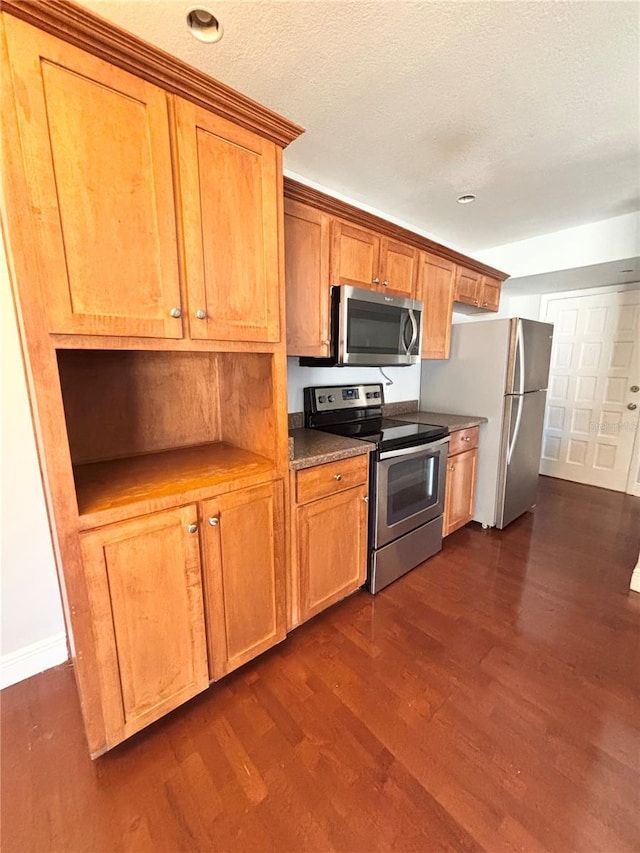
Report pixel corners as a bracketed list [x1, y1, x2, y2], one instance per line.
[2, 477, 639, 852]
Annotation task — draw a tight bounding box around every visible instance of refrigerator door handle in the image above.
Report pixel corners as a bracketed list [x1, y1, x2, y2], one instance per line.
[507, 393, 524, 464]
[516, 320, 526, 395]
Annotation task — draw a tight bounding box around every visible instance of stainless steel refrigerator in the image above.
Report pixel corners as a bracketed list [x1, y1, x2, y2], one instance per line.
[420, 317, 554, 529]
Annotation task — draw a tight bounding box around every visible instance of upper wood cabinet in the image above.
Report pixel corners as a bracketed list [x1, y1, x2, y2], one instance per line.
[175, 100, 281, 343]
[417, 251, 455, 359]
[379, 238, 418, 297]
[480, 276, 501, 311]
[284, 199, 331, 357]
[330, 220, 380, 289]
[80, 505, 209, 746]
[201, 482, 285, 680]
[453, 266, 483, 307]
[4, 17, 183, 338]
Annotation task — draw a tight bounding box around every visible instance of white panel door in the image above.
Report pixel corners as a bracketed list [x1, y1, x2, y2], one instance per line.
[540, 289, 640, 491]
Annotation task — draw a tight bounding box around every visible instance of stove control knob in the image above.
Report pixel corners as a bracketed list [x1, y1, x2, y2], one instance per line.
[366, 392, 373, 399]
[373, 391, 381, 398]
[318, 395, 326, 403]
[328, 395, 335, 403]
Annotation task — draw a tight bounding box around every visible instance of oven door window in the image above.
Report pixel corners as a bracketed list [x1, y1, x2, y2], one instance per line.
[386, 453, 438, 526]
[347, 299, 410, 355]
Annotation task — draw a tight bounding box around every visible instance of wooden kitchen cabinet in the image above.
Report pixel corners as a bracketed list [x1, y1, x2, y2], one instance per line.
[443, 427, 479, 536]
[379, 238, 418, 297]
[284, 199, 332, 357]
[201, 482, 286, 680]
[453, 265, 483, 308]
[175, 100, 281, 343]
[290, 455, 369, 627]
[80, 505, 209, 746]
[417, 251, 456, 359]
[4, 17, 183, 339]
[480, 276, 502, 311]
[330, 220, 380, 289]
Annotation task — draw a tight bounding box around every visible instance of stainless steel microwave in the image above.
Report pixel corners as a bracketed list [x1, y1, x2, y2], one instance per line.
[299, 285, 423, 367]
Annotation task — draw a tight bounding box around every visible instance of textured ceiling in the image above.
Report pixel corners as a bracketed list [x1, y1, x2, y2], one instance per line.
[78, 0, 639, 252]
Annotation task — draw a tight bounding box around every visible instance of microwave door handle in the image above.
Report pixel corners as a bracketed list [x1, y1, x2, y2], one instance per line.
[408, 309, 418, 353]
[401, 314, 411, 355]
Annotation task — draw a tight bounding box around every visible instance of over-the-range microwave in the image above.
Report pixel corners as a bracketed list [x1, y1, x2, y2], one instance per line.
[299, 285, 423, 367]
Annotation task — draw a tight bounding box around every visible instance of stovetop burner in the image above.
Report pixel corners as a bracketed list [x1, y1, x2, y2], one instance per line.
[303, 383, 448, 452]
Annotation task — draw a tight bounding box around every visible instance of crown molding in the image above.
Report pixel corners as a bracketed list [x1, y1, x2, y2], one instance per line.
[1, 0, 304, 149]
[283, 178, 509, 281]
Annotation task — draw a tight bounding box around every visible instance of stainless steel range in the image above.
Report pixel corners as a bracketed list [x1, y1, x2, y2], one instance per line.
[304, 383, 449, 593]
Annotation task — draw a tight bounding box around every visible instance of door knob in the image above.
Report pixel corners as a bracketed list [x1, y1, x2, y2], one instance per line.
[627, 403, 638, 411]
[631, 385, 639, 393]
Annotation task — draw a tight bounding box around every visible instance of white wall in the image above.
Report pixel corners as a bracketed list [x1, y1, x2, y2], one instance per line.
[452, 291, 542, 325]
[287, 359, 420, 412]
[1, 239, 67, 688]
[475, 211, 640, 278]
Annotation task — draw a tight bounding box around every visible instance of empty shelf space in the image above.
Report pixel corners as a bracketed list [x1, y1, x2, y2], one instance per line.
[74, 442, 276, 529]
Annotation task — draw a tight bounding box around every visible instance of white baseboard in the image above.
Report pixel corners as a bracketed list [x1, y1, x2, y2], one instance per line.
[1, 632, 68, 689]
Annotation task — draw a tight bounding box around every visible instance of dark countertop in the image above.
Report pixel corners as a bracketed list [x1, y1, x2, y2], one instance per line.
[392, 411, 488, 431]
[289, 428, 373, 471]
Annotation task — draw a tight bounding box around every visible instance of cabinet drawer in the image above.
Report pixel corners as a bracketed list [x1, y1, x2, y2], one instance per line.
[449, 426, 479, 456]
[296, 455, 368, 504]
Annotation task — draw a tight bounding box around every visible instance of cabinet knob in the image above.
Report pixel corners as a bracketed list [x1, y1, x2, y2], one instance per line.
[334, 474, 342, 481]
[631, 385, 639, 393]
[448, 465, 455, 472]
[362, 496, 369, 503]
[482, 302, 488, 307]
[372, 277, 380, 285]
[627, 403, 638, 411]
[462, 436, 471, 442]
[323, 339, 330, 346]
[187, 523, 198, 534]
[382, 280, 389, 287]
[195, 309, 206, 320]
[208, 516, 219, 526]
[170, 307, 182, 318]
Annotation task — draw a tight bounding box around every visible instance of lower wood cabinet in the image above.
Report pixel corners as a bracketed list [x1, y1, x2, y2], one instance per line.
[201, 482, 286, 680]
[443, 427, 479, 536]
[290, 455, 369, 627]
[80, 480, 285, 752]
[80, 505, 209, 747]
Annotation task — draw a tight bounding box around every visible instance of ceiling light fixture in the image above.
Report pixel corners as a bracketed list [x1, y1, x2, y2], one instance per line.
[457, 194, 476, 204]
[187, 8, 223, 43]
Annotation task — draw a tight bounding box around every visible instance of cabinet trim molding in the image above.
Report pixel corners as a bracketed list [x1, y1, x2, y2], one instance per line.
[1, 0, 304, 148]
[283, 178, 508, 282]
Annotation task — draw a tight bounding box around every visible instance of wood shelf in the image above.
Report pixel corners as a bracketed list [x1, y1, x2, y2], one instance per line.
[74, 442, 277, 530]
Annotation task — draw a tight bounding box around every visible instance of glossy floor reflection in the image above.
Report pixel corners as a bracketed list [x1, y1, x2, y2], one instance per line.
[2, 476, 639, 852]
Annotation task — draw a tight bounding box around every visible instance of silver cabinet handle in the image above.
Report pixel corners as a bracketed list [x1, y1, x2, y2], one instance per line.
[362, 496, 369, 503]
[195, 309, 206, 320]
[323, 339, 330, 346]
[372, 277, 380, 285]
[170, 307, 181, 318]
[462, 436, 471, 442]
[334, 474, 342, 481]
[631, 385, 639, 393]
[448, 465, 455, 472]
[382, 280, 389, 287]
[627, 403, 638, 411]
[187, 523, 198, 534]
[208, 516, 219, 526]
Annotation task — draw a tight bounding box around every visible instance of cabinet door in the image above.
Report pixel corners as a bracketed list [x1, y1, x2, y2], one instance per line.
[454, 266, 482, 307]
[284, 199, 332, 357]
[297, 484, 368, 622]
[417, 252, 455, 359]
[480, 276, 502, 311]
[379, 238, 418, 297]
[201, 482, 285, 680]
[330, 221, 380, 289]
[80, 506, 208, 746]
[4, 17, 182, 339]
[175, 99, 281, 342]
[443, 449, 478, 536]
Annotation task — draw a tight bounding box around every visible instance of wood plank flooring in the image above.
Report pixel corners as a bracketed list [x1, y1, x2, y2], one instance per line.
[2, 476, 639, 852]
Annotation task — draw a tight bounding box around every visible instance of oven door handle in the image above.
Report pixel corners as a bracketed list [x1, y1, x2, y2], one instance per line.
[379, 436, 449, 460]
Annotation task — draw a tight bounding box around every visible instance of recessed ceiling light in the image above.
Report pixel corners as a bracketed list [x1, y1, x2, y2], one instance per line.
[457, 194, 476, 204]
[187, 8, 223, 43]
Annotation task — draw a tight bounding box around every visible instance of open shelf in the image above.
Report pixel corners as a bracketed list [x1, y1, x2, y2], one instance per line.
[74, 442, 276, 530]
